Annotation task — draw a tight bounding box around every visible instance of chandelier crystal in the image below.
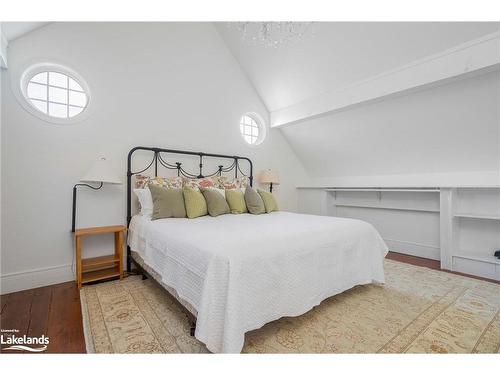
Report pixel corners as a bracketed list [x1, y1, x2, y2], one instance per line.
[231, 22, 313, 48]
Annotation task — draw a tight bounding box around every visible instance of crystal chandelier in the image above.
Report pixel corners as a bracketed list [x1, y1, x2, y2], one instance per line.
[231, 22, 313, 48]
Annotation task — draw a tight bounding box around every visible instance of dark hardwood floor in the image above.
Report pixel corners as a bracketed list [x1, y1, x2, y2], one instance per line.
[1, 282, 86, 353]
[1, 252, 498, 354]
[385, 252, 500, 284]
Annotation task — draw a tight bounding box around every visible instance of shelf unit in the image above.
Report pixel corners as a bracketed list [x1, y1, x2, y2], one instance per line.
[335, 203, 439, 213]
[453, 213, 500, 220]
[324, 188, 440, 193]
[74, 225, 126, 289]
[447, 187, 500, 280]
[297, 185, 500, 280]
[454, 253, 500, 265]
[326, 187, 441, 261]
[82, 254, 121, 269]
[82, 265, 122, 284]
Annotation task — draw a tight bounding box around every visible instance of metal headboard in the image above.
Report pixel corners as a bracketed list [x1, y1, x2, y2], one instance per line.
[126, 146, 253, 271]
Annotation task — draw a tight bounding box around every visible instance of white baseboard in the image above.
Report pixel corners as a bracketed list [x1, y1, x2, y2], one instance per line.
[1, 263, 75, 294]
[452, 256, 500, 281]
[384, 238, 440, 260]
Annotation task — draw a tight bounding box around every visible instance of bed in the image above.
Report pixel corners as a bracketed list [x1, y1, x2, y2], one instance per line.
[126, 147, 388, 353]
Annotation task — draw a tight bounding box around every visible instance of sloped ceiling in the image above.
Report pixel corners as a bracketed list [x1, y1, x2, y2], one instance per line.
[279, 69, 500, 180]
[216, 22, 500, 112]
[1, 22, 50, 41]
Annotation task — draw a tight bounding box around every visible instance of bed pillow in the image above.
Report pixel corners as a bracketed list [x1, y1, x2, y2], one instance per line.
[182, 177, 220, 189]
[183, 188, 208, 219]
[217, 176, 250, 190]
[225, 189, 248, 214]
[136, 175, 183, 189]
[134, 188, 154, 216]
[205, 187, 226, 199]
[244, 187, 265, 215]
[201, 188, 230, 217]
[148, 185, 186, 220]
[258, 189, 279, 213]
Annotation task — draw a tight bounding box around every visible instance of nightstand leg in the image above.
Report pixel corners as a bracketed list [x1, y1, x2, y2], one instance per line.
[115, 231, 124, 279]
[76, 236, 82, 289]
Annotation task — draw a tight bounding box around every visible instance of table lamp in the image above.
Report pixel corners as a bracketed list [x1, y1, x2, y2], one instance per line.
[259, 169, 280, 193]
[72, 156, 122, 232]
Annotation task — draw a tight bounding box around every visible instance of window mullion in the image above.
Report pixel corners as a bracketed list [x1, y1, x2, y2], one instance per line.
[46, 81, 49, 115]
[67, 76, 69, 118]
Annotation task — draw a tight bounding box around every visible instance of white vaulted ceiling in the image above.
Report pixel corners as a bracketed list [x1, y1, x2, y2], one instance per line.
[216, 22, 500, 113]
[1, 22, 51, 41]
[216, 22, 500, 185]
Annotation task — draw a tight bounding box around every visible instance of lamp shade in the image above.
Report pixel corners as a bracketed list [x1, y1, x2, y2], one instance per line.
[80, 156, 122, 184]
[259, 169, 280, 184]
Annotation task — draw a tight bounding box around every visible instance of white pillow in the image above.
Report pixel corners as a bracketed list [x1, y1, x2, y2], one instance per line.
[134, 188, 153, 217]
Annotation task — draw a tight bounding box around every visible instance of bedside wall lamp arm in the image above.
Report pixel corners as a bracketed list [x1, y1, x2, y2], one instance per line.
[72, 182, 104, 233]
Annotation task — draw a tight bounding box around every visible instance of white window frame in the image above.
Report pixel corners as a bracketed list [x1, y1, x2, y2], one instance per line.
[239, 112, 267, 146]
[17, 62, 92, 125]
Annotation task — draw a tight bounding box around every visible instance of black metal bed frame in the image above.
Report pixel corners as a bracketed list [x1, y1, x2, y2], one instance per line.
[126, 146, 253, 335]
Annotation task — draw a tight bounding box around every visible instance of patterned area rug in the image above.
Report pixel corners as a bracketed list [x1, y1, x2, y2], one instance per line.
[80, 260, 500, 353]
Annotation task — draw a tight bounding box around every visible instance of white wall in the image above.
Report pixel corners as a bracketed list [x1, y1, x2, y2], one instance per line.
[283, 70, 500, 187]
[1, 22, 307, 293]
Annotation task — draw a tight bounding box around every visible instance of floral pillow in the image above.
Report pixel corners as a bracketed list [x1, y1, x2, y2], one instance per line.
[182, 176, 220, 190]
[135, 174, 183, 189]
[217, 176, 251, 190]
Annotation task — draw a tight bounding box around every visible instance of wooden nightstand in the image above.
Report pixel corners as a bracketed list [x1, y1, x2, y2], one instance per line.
[74, 225, 126, 289]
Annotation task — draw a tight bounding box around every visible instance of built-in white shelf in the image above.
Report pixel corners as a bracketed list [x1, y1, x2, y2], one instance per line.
[335, 203, 439, 213]
[454, 253, 500, 265]
[325, 188, 439, 193]
[298, 185, 500, 281]
[453, 213, 500, 220]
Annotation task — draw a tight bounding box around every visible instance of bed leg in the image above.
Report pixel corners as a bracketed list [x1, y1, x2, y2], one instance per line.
[141, 273, 147, 280]
[190, 321, 196, 336]
[126, 246, 131, 273]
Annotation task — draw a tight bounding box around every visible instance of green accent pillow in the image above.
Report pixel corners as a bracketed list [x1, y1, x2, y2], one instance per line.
[201, 188, 230, 217]
[244, 187, 265, 215]
[148, 185, 186, 220]
[225, 189, 248, 214]
[258, 189, 279, 213]
[183, 188, 208, 219]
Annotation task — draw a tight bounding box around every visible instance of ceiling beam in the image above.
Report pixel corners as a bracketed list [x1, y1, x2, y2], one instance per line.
[271, 31, 500, 128]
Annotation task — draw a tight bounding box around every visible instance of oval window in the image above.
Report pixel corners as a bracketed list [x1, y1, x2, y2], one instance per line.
[239, 113, 266, 146]
[20, 64, 90, 123]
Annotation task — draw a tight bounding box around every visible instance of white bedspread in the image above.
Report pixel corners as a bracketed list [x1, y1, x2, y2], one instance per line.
[128, 212, 388, 353]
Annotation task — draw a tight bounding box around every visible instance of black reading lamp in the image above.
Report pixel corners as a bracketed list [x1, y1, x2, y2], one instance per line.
[71, 156, 122, 232]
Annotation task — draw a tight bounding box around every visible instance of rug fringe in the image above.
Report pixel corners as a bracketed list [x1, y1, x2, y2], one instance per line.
[79, 288, 96, 354]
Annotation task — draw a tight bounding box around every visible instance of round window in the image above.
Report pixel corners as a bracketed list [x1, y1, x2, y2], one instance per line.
[239, 113, 266, 146]
[19, 63, 90, 124]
